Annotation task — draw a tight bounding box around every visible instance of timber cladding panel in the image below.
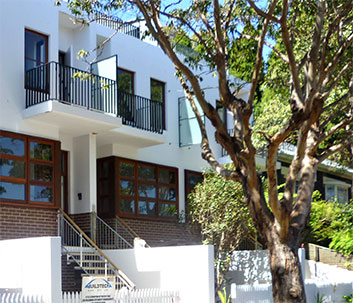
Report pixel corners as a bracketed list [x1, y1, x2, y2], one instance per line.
[122, 217, 202, 247]
[0, 205, 57, 240]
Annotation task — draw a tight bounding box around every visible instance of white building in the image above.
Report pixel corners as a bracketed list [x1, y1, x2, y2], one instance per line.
[0, 0, 248, 297]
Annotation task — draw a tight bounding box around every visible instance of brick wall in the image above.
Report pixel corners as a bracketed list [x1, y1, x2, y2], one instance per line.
[305, 243, 353, 270]
[61, 254, 83, 292]
[122, 218, 202, 247]
[0, 205, 58, 240]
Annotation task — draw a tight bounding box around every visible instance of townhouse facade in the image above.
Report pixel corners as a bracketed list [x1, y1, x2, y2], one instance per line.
[0, 0, 250, 249]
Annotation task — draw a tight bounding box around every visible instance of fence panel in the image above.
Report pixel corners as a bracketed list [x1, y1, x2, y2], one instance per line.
[0, 293, 44, 303]
[62, 289, 179, 303]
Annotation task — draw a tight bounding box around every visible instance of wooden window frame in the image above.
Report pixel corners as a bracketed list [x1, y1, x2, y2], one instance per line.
[0, 130, 60, 208]
[25, 28, 49, 70]
[150, 78, 166, 130]
[117, 67, 135, 95]
[117, 157, 178, 221]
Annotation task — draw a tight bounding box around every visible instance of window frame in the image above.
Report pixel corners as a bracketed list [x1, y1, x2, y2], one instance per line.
[150, 78, 166, 130]
[24, 28, 49, 71]
[116, 157, 178, 220]
[0, 130, 60, 208]
[117, 67, 135, 95]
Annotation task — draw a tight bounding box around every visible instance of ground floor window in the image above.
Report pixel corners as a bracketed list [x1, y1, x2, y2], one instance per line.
[0, 130, 60, 207]
[97, 157, 178, 220]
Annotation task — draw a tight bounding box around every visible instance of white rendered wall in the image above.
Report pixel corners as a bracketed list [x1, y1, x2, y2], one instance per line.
[0, 237, 62, 303]
[0, 0, 250, 215]
[227, 249, 305, 285]
[72, 134, 97, 214]
[104, 245, 215, 303]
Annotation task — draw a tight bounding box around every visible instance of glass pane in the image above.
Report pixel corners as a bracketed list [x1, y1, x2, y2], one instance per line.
[138, 183, 156, 198]
[118, 70, 133, 94]
[120, 162, 134, 178]
[30, 163, 53, 182]
[159, 169, 175, 184]
[337, 186, 348, 203]
[30, 142, 52, 161]
[159, 204, 177, 217]
[0, 136, 25, 156]
[25, 30, 47, 67]
[159, 186, 176, 201]
[138, 201, 156, 216]
[0, 159, 25, 178]
[120, 180, 135, 196]
[120, 199, 135, 213]
[150, 79, 164, 103]
[138, 165, 156, 181]
[188, 173, 202, 187]
[30, 185, 53, 202]
[0, 182, 25, 200]
[326, 185, 335, 201]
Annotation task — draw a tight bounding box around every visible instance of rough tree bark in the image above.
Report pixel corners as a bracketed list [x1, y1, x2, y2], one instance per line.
[66, 0, 353, 301]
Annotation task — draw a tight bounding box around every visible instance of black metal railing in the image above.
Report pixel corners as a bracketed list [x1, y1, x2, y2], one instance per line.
[25, 62, 164, 134]
[25, 61, 117, 114]
[118, 90, 163, 134]
[95, 12, 140, 39]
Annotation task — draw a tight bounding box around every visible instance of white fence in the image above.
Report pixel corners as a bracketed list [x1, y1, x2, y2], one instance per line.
[230, 281, 353, 303]
[62, 289, 180, 303]
[0, 293, 43, 303]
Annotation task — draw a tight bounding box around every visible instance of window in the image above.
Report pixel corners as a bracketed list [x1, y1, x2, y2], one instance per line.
[118, 68, 134, 94]
[118, 158, 178, 218]
[97, 157, 178, 219]
[0, 130, 60, 207]
[324, 177, 350, 203]
[150, 79, 165, 129]
[185, 170, 203, 202]
[25, 29, 48, 72]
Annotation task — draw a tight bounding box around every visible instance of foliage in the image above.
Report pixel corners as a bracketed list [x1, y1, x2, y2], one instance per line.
[343, 294, 353, 303]
[63, 0, 353, 301]
[217, 287, 230, 303]
[188, 168, 255, 290]
[308, 191, 353, 256]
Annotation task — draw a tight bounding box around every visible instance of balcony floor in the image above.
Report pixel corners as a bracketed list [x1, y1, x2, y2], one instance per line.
[23, 100, 122, 136]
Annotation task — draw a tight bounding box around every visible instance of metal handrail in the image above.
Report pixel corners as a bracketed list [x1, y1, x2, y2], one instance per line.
[94, 12, 140, 38]
[91, 212, 133, 249]
[25, 62, 164, 134]
[58, 209, 135, 290]
[114, 216, 151, 248]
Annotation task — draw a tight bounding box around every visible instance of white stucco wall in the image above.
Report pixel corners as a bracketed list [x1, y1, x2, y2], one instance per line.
[104, 245, 215, 303]
[0, 237, 62, 303]
[227, 249, 306, 285]
[0, 0, 249, 214]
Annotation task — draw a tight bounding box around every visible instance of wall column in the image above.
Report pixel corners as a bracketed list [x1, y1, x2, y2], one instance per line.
[72, 133, 97, 214]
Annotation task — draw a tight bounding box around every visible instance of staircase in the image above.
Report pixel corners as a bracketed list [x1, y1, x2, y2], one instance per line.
[58, 209, 135, 290]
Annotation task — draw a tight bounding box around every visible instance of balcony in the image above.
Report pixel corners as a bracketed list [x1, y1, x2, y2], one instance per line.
[24, 62, 164, 135]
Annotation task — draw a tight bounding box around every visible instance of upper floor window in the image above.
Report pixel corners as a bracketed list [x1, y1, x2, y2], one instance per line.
[118, 68, 134, 94]
[150, 79, 166, 129]
[324, 177, 350, 203]
[25, 29, 48, 71]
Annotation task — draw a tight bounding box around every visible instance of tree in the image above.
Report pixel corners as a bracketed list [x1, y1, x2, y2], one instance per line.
[65, 1, 353, 302]
[188, 168, 256, 291]
[308, 191, 353, 258]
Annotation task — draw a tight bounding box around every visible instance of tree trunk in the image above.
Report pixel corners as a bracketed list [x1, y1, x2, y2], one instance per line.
[268, 238, 306, 303]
